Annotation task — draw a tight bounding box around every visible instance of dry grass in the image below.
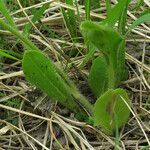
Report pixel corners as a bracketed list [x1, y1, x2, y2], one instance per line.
[0, 0, 150, 149]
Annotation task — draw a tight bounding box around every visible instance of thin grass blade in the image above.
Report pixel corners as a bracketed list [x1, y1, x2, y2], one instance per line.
[0, 1, 16, 27]
[62, 0, 77, 40]
[79, 44, 96, 69]
[126, 13, 150, 36]
[118, 0, 130, 35]
[102, 0, 131, 27]
[23, 3, 49, 36]
[0, 19, 39, 51]
[0, 50, 20, 61]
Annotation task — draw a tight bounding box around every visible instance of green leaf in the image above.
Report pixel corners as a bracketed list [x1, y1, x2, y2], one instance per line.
[85, 0, 91, 20]
[88, 56, 108, 97]
[118, 0, 130, 35]
[0, 19, 39, 51]
[105, 0, 111, 14]
[0, 1, 16, 27]
[84, 0, 101, 20]
[80, 21, 123, 55]
[22, 50, 83, 112]
[0, 49, 20, 61]
[23, 50, 70, 101]
[126, 13, 150, 36]
[80, 21, 125, 89]
[102, 0, 131, 27]
[94, 88, 130, 135]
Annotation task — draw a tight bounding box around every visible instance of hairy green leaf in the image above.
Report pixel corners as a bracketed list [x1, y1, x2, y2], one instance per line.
[22, 50, 83, 112]
[23, 50, 69, 101]
[117, 41, 128, 84]
[88, 56, 108, 97]
[80, 21, 125, 89]
[80, 21, 123, 55]
[94, 88, 130, 134]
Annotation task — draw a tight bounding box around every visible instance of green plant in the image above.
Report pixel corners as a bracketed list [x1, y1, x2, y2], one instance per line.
[81, 21, 127, 95]
[22, 50, 93, 115]
[0, 1, 16, 28]
[79, 0, 150, 134]
[80, 20, 131, 134]
[0, 0, 150, 135]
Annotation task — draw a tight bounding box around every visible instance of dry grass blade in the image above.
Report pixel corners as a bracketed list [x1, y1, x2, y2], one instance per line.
[120, 96, 150, 146]
[0, 104, 50, 121]
[0, 120, 50, 150]
[0, 71, 23, 80]
[125, 53, 150, 73]
[0, 0, 150, 149]
[0, 126, 11, 136]
[52, 112, 95, 150]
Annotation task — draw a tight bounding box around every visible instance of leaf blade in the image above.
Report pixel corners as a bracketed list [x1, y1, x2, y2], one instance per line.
[126, 13, 150, 36]
[80, 21, 123, 54]
[88, 56, 108, 97]
[94, 88, 130, 134]
[0, 1, 16, 27]
[80, 21, 125, 88]
[61, 0, 77, 40]
[23, 50, 70, 101]
[102, 0, 131, 27]
[0, 50, 20, 61]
